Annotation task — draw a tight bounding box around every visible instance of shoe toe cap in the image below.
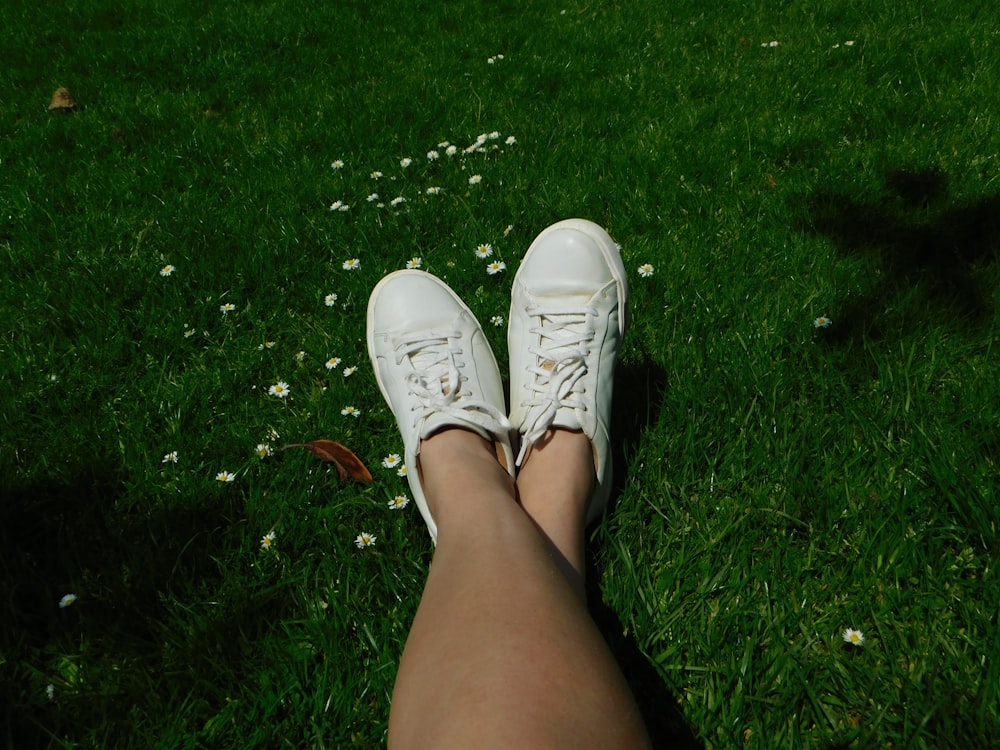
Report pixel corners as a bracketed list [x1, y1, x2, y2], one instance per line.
[370, 271, 464, 333]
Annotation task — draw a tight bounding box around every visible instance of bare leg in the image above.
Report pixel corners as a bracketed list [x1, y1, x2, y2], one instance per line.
[515, 427, 594, 600]
[387, 428, 650, 749]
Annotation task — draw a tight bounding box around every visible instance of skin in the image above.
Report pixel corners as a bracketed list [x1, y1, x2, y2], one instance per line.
[386, 427, 651, 750]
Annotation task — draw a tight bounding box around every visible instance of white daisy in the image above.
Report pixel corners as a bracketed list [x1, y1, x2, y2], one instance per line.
[814, 316, 833, 328]
[58, 594, 77, 609]
[637, 263, 654, 278]
[475, 243, 493, 258]
[268, 381, 290, 398]
[342, 366, 358, 378]
[486, 260, 506, 275]
[388, 495, 410, 510]
[406, 257, 422, 269]
[842, 628, 865, 646]
[354, 532, 376, 548]
[341, 406, 360, 417]
[215, 470, 236, 483]
[342, 258, 360, 270]
[256, 443, 273, 459]
[325, 357, 342, 370]
[382, 453, 402, 468]
[160, 264, 175, 277]
[400, 157, 413, 168]
[260, 531, 277, 550]
[468, 174, 482, 185]
[162, 451, 179, 464]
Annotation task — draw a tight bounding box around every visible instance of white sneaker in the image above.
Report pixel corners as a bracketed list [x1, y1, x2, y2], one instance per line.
[508, 219, 628, 523]
[367, 270, 514, 542]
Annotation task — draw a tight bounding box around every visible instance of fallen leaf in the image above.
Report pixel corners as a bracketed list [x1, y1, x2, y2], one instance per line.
[282, 440, 372, 483]
[49, 87, 78, 111]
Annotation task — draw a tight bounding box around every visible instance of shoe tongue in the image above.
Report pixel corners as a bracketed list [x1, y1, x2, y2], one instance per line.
[537, 310, 586, 366]
[409, 342, 453, 394]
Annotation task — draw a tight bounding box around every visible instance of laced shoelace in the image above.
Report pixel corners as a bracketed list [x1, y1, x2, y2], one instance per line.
[515, 304, 597, 465]
[394, 331, 509, 437]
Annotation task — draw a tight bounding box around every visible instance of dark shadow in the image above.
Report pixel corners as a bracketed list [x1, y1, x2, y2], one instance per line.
[796, 168, 1000, 346]
[584, 355, 704, 749]
[0, 468, 255, 747]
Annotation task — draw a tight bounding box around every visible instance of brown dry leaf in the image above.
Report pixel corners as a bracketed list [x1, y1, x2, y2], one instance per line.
[282, 439, 373, 483]
[49, 87, 78, 111]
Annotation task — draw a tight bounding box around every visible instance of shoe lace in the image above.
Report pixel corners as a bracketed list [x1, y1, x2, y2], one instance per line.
[395, 331, 509, 436]
[515, 304, 596, 465]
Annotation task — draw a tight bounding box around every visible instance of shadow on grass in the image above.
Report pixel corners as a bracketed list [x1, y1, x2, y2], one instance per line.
[585, 357, 704, 750]
[0, 468, 257, 746]
[797, 168, 1000, 346]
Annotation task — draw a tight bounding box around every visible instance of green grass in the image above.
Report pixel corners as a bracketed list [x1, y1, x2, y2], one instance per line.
[2, 0, 999, 747]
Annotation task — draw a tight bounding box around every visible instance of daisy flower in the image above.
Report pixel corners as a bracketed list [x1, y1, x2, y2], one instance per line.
[382, 453, 402, 469]
[637, 263, 654, 278]
[59, 594, 77, 609]
[260, 531, 277, 550]
[486, 260, 506, 275]
[325, 293, 339, 306]
[220, 302, 236, 314]
[331, 159, 344, 169]
[46, 684, 55, 701]
[438, 140, 450, 148]
[490, 315, 504, 327]
[341, 406, 360, 417]
[267, 427, 280, 441]
[354, 532, 377, 549]
[814, 316, 833, 328]
[162, 451, 179, 464]
[505, 135, 517, 145]
[406, 257, 422, 269]
[329, 200, 346, 211]
[268, 381, 290, 398]
[843, 628, 865, 647]
[446, 145, 458, 157]
[184, 328, 196, 338]
[216, 470, 236, 483]
[388, 495, 410, 510]
[295, 350, 306, 362]
[427, 150, 439, 161]
[258, 341, 276, 351]
[366, 192, 380, 202]
[468, 174, 482, 185]
[343, 258, 361, 270]
[400, 157, 413, 168]
[342, 366, 358, 378]
[503, 224, 514, 236]
[370, 170, 383, 179]
[425, 186, 442, 195]
[397, 465, 408, 477]
[488, 131, 500, 140]
[325, 356, 342, 370]
[256, 443, 273, 459]
[475, 243, 493, 258]
[160, 264, 175, 277]
[390, 196, 406, 207]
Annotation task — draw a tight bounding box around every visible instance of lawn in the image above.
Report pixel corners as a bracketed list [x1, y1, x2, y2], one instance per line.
[2, 0, 998, 747]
